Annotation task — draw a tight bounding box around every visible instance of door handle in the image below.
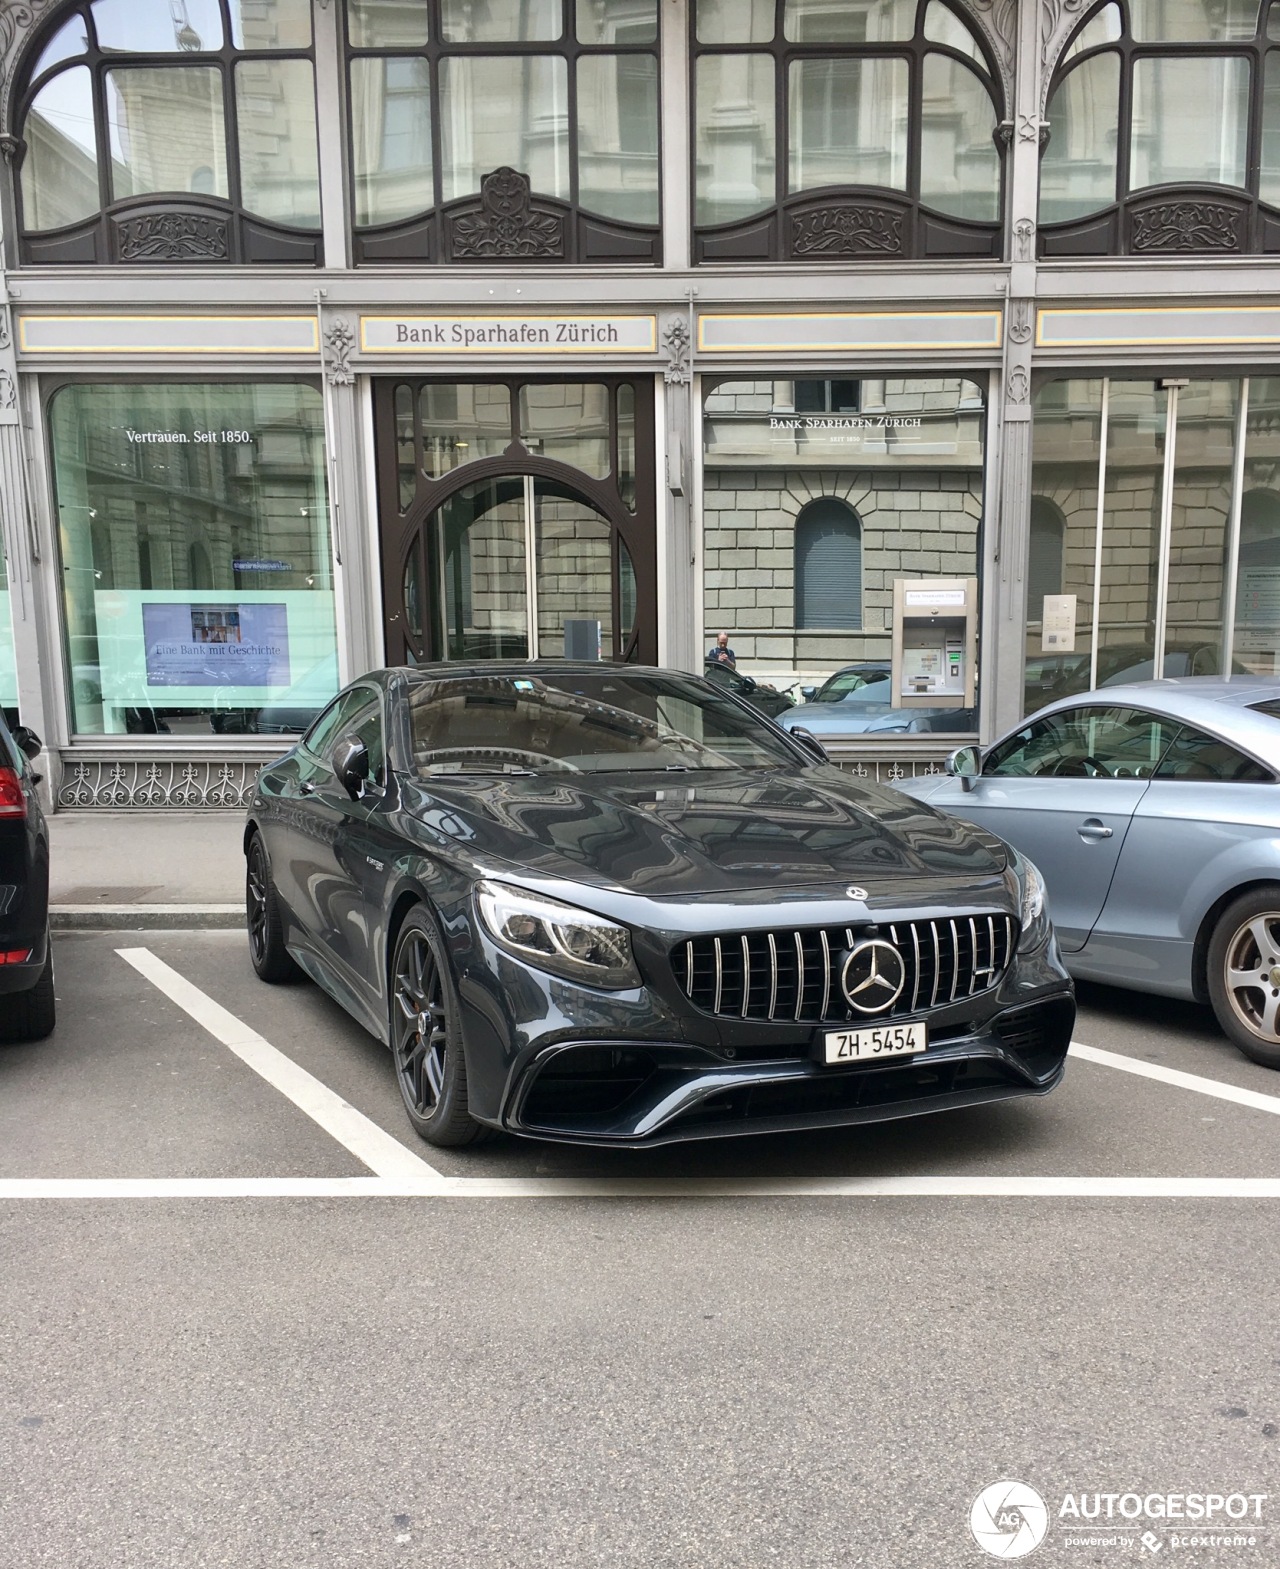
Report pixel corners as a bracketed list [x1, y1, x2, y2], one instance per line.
[1077, 818, 1113, 842]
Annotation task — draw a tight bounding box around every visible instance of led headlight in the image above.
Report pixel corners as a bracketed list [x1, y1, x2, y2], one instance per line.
[476, 880, 640, 990]
[1014, 854, 1050, 952]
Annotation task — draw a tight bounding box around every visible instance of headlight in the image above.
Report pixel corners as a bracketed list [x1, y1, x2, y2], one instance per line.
[476, 880, 640, 990]
[1015, 856, 1050, 952]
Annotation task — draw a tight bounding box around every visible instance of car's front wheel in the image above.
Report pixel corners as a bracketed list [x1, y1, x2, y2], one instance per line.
[0, 939, 56, 1043]
[1207, 887, 1280, 1068]
[246, 833, 300, 984]
[390, 906, 487, 1147]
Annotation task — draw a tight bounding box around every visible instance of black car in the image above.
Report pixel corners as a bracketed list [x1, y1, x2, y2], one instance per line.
[702, 658, 795, 718]
[0, 715, 54, 1043]
[245, 664, 1074, 1149]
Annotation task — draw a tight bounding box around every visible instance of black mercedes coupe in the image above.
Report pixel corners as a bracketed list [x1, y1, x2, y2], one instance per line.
[244, 664, 1074, 1148]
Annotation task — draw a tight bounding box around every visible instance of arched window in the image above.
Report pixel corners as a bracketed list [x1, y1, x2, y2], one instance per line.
[1028, 497, 1065, 612]
[691, 0, 1005, 263]
[1041, 0, 1280, 256]
[15, 0, 321, 265]
[346, 0, 662, 264]
[795, 498, 862, 629]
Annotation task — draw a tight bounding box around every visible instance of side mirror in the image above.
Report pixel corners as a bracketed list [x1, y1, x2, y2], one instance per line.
[800, 685, 817, 702]
[333, 734, 371, 800]
[789, 726, 829, 764]
[11, 726, 42, 762]
[946, 744, 982, 792]
[737, 674, 757, 693]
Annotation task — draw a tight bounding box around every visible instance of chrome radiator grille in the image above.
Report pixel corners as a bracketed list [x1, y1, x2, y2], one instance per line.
[675, 916, 1016, 1023]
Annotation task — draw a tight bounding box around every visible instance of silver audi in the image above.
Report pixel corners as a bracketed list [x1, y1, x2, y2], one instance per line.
[897, 678, 1280, 1070]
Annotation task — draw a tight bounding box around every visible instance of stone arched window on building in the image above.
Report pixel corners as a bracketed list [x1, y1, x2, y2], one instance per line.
[346, 0, 662, 264]
[13, 0, 322, 265]
[1028, 496, 1066, 614]
[795, 498, 863, 629]
[691, 0, 1005, 263]
[1040, 0, 1280, 256]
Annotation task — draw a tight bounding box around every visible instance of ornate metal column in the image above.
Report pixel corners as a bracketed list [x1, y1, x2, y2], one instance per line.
[659, 309, 697, 673]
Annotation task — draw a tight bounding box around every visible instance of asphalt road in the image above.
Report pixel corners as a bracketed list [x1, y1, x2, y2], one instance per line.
[2, 930, 1278, 1569]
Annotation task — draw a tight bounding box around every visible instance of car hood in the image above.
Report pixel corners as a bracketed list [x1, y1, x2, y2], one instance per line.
[401, 765, 1007, 899]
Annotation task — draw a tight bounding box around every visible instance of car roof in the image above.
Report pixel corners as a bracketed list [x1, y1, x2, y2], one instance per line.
[1028, 676, 1280, 761]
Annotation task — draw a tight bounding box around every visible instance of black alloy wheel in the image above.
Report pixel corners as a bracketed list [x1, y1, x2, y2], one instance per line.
[390, 906, 487, 1146]
[246, 833, 300, 983]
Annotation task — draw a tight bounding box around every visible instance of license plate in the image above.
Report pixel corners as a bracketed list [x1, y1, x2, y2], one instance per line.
[823, 1021, 927, 1065]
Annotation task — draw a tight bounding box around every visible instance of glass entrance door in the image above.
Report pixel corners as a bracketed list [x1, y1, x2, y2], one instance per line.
[1028, 377, 1280, 713]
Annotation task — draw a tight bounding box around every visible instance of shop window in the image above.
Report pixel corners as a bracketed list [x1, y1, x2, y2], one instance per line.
[15, 0, 321, 266]
[795, 500, 863, 629]
[794, 380, 860, 414]
[50, 382, 337, 738]
[346, 0, 662, 264]
[1041, 0, 1280, 255]
[691, 0, 1004, 263]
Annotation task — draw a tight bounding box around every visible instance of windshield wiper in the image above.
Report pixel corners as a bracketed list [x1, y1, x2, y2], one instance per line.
[421, 765, 534, 778]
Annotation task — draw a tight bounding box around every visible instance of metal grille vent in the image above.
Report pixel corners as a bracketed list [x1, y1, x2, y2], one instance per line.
[675, 916, 1015, 1023]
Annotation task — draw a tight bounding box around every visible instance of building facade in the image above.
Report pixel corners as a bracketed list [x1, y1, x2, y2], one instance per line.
[1, 0, 1279, 807]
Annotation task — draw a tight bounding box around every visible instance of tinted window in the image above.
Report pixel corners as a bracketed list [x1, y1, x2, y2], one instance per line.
[1152, 724, 1272, 783]
[986, 706, 1178, 779]
[406, 671, 801, 775]
[304, 687, 374, 758]
[345, 696, 387, 788]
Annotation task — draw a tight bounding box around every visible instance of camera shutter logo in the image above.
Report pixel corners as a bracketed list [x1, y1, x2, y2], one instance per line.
[840, 939, 906, 1014]
[970, 1480, 1049, 1559]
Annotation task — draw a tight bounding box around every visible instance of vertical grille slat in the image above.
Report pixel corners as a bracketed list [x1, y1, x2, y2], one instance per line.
[677, 916, 1014, 1022]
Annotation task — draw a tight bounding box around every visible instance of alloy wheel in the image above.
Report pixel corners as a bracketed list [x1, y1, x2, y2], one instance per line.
[1222, 910, 1280, 1043]
[246, 842, 269, 964]
[393, 928, 449, 1116]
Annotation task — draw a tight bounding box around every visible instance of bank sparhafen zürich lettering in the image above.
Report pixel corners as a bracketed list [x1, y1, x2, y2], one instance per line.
[361, 315, 658, 354]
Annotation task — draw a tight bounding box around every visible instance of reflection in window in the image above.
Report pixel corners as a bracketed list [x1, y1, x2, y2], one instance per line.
[789, 58, 908, 194]
[235, 59, 320, 226]
[107, 67, 228, 202]
[51, 383, 336, 738]
[519, 385, 611, 477]
[1127, 0, 1259, 42]
[694, 54, 776, 224]
[795, 500, 863, 630]
[20, 66, 100, 229]
[350, 56, 433, 226]
[440, 55, 569, 202]
[348, 0, 429, 48]
[1040, 49, 1119, 222]
[1131, 56, 1249, 190]
[784, 0, 915, 42]
[1028, 499, 1066, 611]
[577, 54, 660, 224]
[441, 0, 561, 43]
[919, 54, 1000, 220]
[419, 385, 513, 478]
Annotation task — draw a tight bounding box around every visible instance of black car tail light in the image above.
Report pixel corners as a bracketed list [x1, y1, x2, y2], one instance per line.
[0, 949, 33, 964]
[0, 767, 26, 820]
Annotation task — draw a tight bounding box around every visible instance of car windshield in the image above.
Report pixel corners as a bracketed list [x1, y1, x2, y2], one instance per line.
[814, 670, 876, 702]
[405, 670, 802, 776]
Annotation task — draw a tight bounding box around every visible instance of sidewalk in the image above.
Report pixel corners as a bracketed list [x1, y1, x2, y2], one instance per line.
[48, 812, 246, 929]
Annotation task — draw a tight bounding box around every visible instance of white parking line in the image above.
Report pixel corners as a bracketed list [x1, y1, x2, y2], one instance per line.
[117, 947, 445, 1186]
[1, 1176, 1279, 1200]
[1070, 1041, 1280, 1116]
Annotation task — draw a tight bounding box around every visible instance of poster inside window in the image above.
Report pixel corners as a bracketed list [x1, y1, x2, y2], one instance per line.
[50, 382, 337, 736]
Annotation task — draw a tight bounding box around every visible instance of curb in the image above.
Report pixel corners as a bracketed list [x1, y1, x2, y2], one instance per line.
[51, 904, 243, 931]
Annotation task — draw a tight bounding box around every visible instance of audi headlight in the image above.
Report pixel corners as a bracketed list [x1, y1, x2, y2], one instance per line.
[1014, 855, 1050, 953]
[476, 880, 640, 990]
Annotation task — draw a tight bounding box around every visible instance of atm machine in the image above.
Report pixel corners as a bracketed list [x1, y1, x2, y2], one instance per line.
[891, 577, 977, 710]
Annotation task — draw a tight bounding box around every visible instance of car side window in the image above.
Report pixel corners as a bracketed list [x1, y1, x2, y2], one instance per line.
[344, 698, 387, 790]
[1152, 724, 1273, 783]
[303, 690, 363, 758]
[985, 706, 1176, 779]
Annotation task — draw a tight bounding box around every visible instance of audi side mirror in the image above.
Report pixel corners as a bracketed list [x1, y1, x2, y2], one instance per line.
[333, 734, 371, 800]
[946, 744, 982, 792]
[789, 726, 829, 764]
[800, 685, 817, 701]
[11, 726, 42, 762]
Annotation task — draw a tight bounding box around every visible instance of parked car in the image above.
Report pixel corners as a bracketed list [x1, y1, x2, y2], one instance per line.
[778, 676, 975, 738]
[800, 661, 891, 703]
[701, 657, 795, 719]
[244, 663, 1074, 1148]
[0, 714, 54, 1042]
[896, 678, 1280, 1069]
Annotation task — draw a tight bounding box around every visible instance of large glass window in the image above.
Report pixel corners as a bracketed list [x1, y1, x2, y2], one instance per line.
[16, 0, 321, 265]
[1041, 0, 1280, 254]
[50, 383, 337, 737]
[702, 375, 984, 732]
[346, 0, 661, 264]
[692, 0, 1004, 262]
[1027, 376, 1280, 715]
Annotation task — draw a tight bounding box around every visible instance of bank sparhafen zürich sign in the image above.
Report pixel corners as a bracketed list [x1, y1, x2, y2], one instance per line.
[360, 314, 658, 355]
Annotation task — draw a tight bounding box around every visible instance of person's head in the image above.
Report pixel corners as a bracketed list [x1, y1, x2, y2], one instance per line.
[716, 632, 729, 650]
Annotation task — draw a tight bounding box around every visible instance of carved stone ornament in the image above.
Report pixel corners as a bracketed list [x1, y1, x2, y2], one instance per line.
[1040, 0, 1093, 116]
[113, 212, 229, 262]
[1131, 202, 1242, 254]
[450, 167, 564, 260]
[1007, 365, 1030, 405]
[1008, 300, 1033, 344]
[966, 0, 1016, 95]
[322, 316, 356, 386]
[790, 205, 904, 258]
[0, 365, 15, 411]
[662, 316, 691, 386]
[1, 1, 60, 138]
[1013, 217, 1036, 261]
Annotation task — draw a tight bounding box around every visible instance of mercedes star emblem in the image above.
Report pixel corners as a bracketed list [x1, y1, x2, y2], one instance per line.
[840, 939, 907, 1014]
[846, 885, 869, 901]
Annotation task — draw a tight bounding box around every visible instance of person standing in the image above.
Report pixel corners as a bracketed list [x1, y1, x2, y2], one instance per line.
[706, 631, 736, 667]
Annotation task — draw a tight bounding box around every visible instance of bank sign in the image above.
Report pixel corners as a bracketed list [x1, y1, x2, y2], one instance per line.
[360, 314, 657, 355]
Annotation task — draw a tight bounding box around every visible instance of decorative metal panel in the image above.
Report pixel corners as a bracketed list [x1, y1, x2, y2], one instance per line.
[57, 758, 264, 809]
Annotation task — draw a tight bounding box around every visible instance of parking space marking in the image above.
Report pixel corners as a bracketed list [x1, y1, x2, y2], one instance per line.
[117, 947, 445, 1187]
[1070, 1041, 1280, 1116]
[1, 1176, 1279, 1200]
